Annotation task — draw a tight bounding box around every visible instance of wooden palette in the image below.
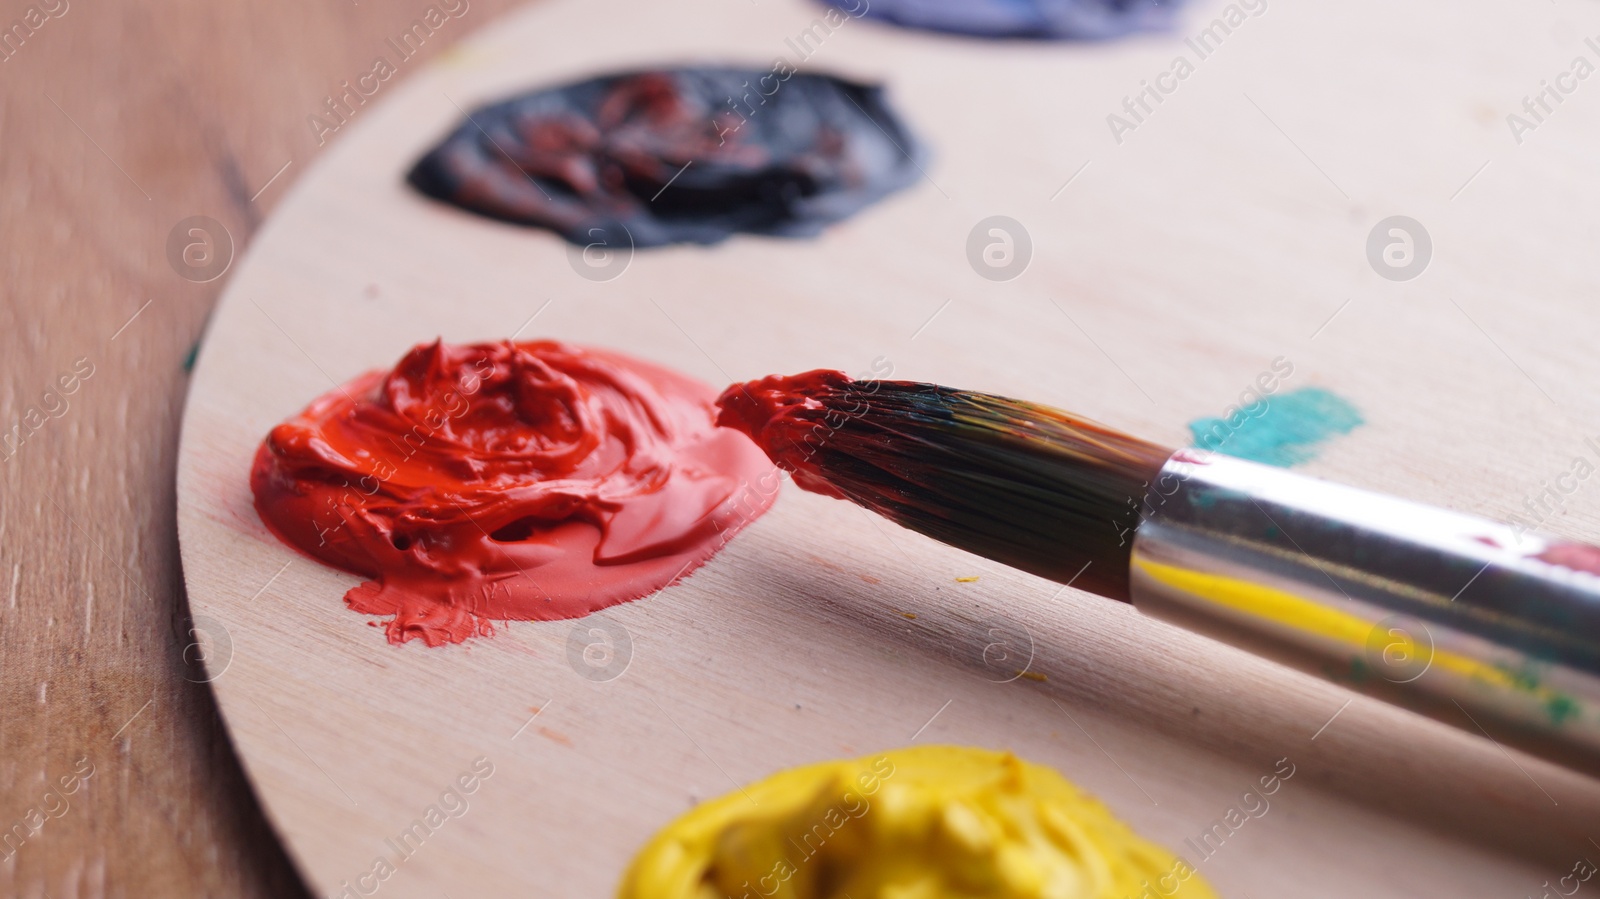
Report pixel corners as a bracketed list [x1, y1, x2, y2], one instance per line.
[176, 0, 1600, 895]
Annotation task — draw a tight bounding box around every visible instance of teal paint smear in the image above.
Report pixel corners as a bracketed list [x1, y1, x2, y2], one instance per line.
[1186, 387, 1363, 468]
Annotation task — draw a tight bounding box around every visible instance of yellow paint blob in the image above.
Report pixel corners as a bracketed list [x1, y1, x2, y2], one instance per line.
[617, 745, 1216, 899]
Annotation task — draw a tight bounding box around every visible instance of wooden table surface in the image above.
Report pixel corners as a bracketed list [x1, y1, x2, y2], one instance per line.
[0, 1, 520, 894]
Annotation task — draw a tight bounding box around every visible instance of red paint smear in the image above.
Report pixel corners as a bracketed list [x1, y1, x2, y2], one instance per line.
[1536, 541, 1600, 577]
[1169, 447, 1216, 465]
[713, 369, 854, 500]
[251, 340, 776, 646]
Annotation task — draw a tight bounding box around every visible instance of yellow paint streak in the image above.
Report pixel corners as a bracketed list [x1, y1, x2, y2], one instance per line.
[1131, 556, 1548, 699]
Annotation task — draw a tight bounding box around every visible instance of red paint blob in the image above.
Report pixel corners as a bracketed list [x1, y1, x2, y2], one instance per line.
[714, 370, 855, 500]
[251, 340, 776, 646]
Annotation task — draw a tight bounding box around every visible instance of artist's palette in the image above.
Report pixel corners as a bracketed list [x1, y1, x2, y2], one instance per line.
[177, 0, 1600, 895]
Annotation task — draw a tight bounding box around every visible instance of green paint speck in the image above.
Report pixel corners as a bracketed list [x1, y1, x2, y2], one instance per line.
[1545, 693, 1580, 727]
[1187, 387, 1363, 468]
[1497, 660, 1543, 693]
[1342, 656, 1373, 685]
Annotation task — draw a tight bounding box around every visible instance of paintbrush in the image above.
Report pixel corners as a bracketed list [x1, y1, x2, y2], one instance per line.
[716, 370, 1600, 776]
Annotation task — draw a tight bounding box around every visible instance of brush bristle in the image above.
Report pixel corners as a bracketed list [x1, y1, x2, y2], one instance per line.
[716, 371, 1172, 601]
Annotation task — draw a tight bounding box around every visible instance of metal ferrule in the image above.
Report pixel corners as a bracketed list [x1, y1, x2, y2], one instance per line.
[1129, 450, 1600, 776]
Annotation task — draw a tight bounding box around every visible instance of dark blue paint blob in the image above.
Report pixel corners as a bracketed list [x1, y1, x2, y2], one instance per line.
[408, 67, 924, 248]
[821, 0, 1184, 40]
[1187, 387, 1364, 468]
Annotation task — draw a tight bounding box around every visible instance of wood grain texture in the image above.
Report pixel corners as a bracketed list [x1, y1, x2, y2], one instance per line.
[174, 0, 1600, 897]
[0, 0, 520, 895]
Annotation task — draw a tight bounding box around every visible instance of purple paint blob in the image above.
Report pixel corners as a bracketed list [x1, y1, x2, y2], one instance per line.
[820, 0, 1184, 41]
